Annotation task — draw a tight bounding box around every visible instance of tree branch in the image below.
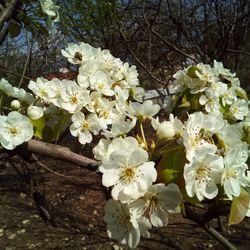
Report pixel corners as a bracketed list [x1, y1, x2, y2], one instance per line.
[117, 23, 166, 85]
[0, 0, 19, 29]
[16, 139, 99, 169]
[226, 48, 250, 57]
[0, 67, 32, 80]
[0, 0, 20, 45]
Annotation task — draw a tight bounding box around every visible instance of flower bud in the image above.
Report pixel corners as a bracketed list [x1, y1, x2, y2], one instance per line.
[157, 121, 175, 139]
[27, 105, 44, 120]
[10, 100, 21, 110]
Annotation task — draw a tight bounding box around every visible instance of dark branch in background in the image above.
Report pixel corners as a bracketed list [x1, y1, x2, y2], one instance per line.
[115, 19, 167, 86]
[226, 48, 250, 57]
[0, 0, 19, 45]
[0, 67, 32, 80]
[18, 34, 31, 87]
[184, 202, 236, 250]
[0, 19, 10, 45]
[149, 26, 198, 63]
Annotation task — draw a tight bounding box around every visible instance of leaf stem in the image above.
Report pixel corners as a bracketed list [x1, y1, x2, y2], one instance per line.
[139, 122, 148, 150]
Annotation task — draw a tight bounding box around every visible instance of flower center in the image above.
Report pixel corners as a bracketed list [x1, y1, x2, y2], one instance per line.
[101, 110, 110, 119]
[39, 89, 48, 97]
[69, 95, 78, 105]
[96, 83, 105, 91]
[226, 169, 237, 179]
[74, 52, 82, 61]
[196, 165, 207, 179]
[120, 166, 136, 183]
[81, 121, 90, 131]
[8, 126, 20, 136]
[145, 193, 159, 213]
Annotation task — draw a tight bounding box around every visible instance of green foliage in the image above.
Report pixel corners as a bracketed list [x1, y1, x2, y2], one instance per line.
[157, 148, 186, 186]
[31, 116, 46, 139]
[229, 188, 250, 225]
[58, 0, 121, 46]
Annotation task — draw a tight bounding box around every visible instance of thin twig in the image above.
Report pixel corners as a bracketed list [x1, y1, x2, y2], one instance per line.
[32, 154, 74, 178]
[118, 26, 166, 85]
[18, 33, 31, 88]
[0, 68, 32, 80]
[204, 224, 237, 250]
[150, 27, 198, 63]
[226, 48, 250, 57]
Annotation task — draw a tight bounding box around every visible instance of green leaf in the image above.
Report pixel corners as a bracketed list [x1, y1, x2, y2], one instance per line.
[235, 87, 248, 100]
[52, 112, 71, 142]
[157, 149, 186, 185]
[9, 20, 21, 38]
[178, 94, 190, 108]
[31, 116, 45, 139]
[187, 66, 199, 78]
[229, 188, 250, 226]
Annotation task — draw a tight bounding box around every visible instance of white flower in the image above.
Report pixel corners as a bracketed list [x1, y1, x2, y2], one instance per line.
[57, 81, 90, 113]
[97, 99, 121, 125]
[0, 112, 33, 150]
[221, 88, 237, 107]
[183, 112, 217, 160]
[40, 0, 60, 20]
[131, 86, 145, 102]
[129, 183, 182, 227]
[70, 112, 105, 145]
[184, 149, 224, 201]
[61, 42, 95, 65]
[28, 78, 52, 101]
[100, 148, 157, 203]
[89, 71, 114, 96]
[27, 105, 44, 120]
[77, 59, 102, 88]
[229, 99, 249, 120]
[199, 89, 221, 113]
[104, 199, 151, 249]
[222, 146, 248, 200]
[93, 136, 139, 161]
[127, 100, 160, 120]
[120, 63, 139, 87]
[213, 60, 236, 78]
[107, 116, 136, 137]
[10, 100, 21, 110]
[151, 118, 175, 139]
[0, 78, 14, 95]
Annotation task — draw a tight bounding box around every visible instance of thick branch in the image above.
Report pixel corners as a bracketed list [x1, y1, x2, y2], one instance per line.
[0, 19, 10, 44]
[184, 202, 236, 250]
[0, 0, 19, 28]
[16, 139, 99, 169]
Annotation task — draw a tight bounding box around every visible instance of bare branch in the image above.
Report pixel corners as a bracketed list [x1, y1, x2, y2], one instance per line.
[16, 139, 99, 169]
[32, 154, 75, 178]
[149, 26, 198, 63]
[0, 68, 32, 80]
[18, 33, 31, 88]
[117, 22, 166, 85]
[226, 48, 250, 57]
[0, 0, 19, 28]
[204, 225, 237, 250]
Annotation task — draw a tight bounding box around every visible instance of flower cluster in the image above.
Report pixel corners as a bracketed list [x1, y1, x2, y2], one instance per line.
[172, 62, 250, 202]
[28, 42, 146, 144]
[94, 136, 182, 248]
[173, 61, 249, 121]
[0, 42, 250, 249]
